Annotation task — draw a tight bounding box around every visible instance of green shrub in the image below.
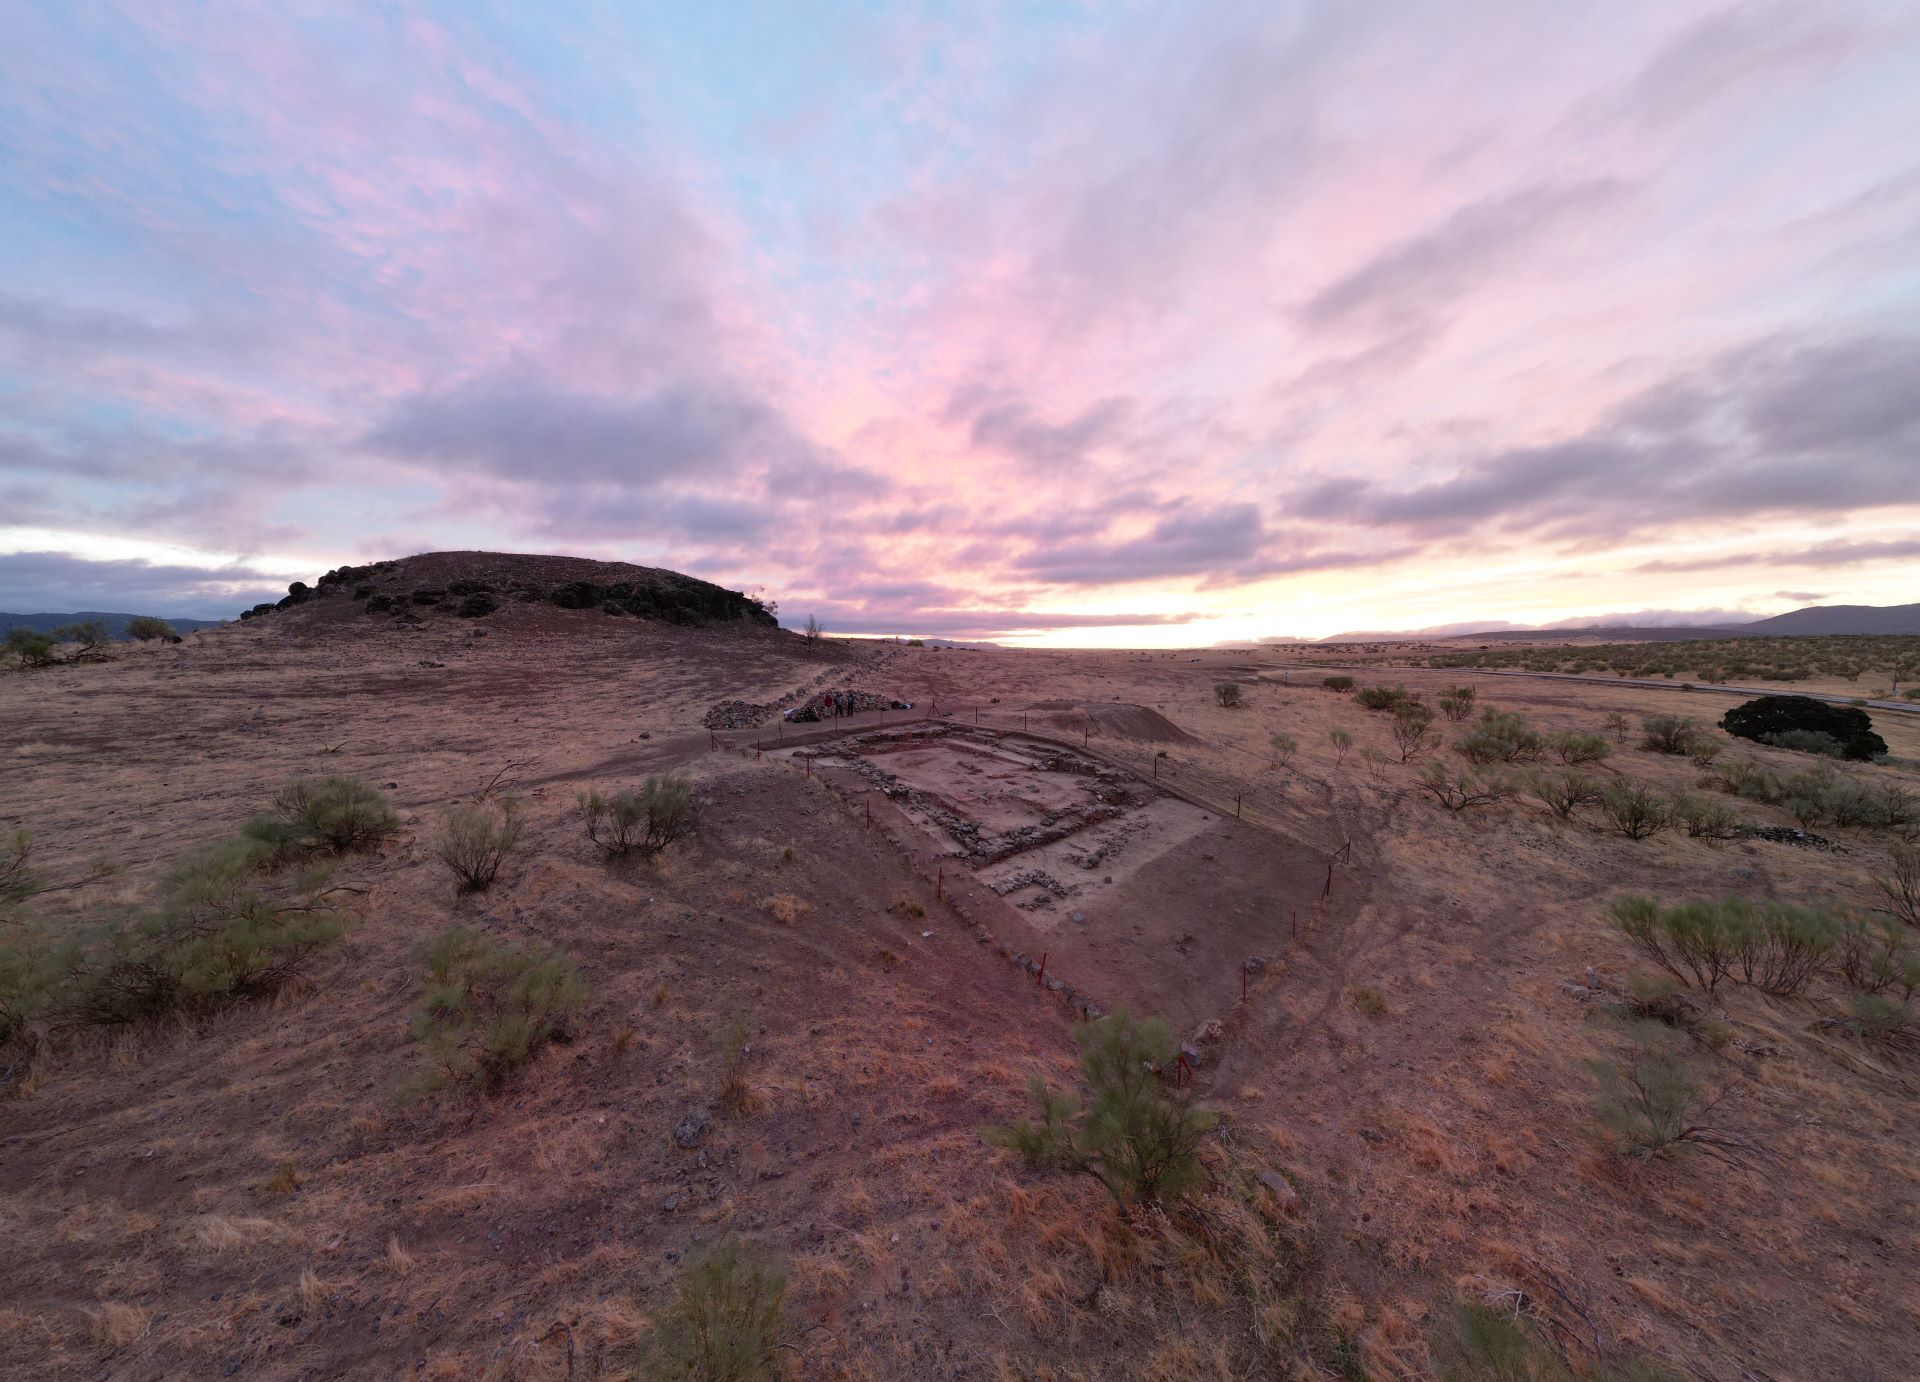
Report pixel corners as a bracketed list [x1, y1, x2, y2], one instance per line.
[433, 799, 523, 892]
[1, 831, 36, 909]
[578, 774, 698, 858]
[1759, 729, 1847, 758]
[5, 629, 58, 667]
[1832, 911, 1918, 999]
[1268, 732, 1298, 769]
[124, 616, 177, 641]
[717, 1007, 754, 1112]
[1871, 844, 1919, 928]
[1598, 781, 1672, 840]
[1639, 716, 1707, 756]
[1321, 675, 1355, 692]
[641, 1236, 788, 1381]
[1587, 1028, 1750, 1163]
[1526, 768, 1601, 821]
[1547, 731, 1610, 766]
[1833, 993, 1917, 1048]
[1434, 685, 1478, 723]
[988, 1010, 1216, 1208]
[53, 620, 110, 655]
[1427, 1298, 1680, 1382]
[1456, 710, 1544, 764]
[1212, 680, 1244, 708]
[1670, 792, 1742, 842]
[0, 926, 75, 1049]
[1417, 762, 1512, 811]
[1389, 702, 1438, 762]
[1328, 728, 1353, 766]
[1611, 895, 1837, 997]
[1354, 684, 1410, 711]
[61, 839, 344, 1027]
[410, 926, 586, 1090]
[243, 776, 398, 858]
[1603, 712, 1631, 743]
[1721, 695, 1886, 761]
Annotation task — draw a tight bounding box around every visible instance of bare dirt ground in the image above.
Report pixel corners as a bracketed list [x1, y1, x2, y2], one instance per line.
[4, 599, 1919, 1379]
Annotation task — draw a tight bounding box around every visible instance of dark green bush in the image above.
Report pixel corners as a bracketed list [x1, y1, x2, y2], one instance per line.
[988, 1010, 1216, 1207]
[1321, 675, 1355, 692]
[54, 621, 110, 655]
[641, 1236, 788, 1381]
[410, 926, 586, 1090]
[1759, 729, 1847, 758]
[1212, 680, 1244, 708]
[1721, 695, 1885, 761]
[244, 776, 399, 858]
[579, 774, 698, 858]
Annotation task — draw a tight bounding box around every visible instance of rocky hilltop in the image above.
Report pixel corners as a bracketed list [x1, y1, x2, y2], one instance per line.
[238, 550, 778, 629]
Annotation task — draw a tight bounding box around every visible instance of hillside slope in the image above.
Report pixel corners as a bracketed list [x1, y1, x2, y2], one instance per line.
[1741, 602, 1920, 635]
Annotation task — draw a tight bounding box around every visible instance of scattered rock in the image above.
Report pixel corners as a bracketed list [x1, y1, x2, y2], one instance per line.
[1256, 1171, 1299, 1210]
[673, 1110, 711, 1149]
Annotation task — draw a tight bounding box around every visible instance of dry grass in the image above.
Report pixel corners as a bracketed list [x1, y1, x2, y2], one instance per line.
[761, 892, 811, 925]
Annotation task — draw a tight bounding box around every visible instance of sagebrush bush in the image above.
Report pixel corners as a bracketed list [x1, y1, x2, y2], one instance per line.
[578, 774, 698, 858]
[61, 838, 344, 1027]
[1456, 709, 1544, 765]
[1598, 780, 1672, 839]
[1759, 729, 1848, 758]
[433, 799, 523, 891]
[1, 831, 36, 909]
[1416, 762, 1511, 811]
[641, 1236, 788, 1381]
[1670, 792, 1742, 842]
[1548, 730, 1611, 766]
[1268, 732, 1298, 769]
[1587, 1027, 1750, 1163]
[1612, 895, 1861, 998]
[1426, 1297, 1683, 1382]
[1436, 685, 1477, 722]
[1389, 702, 1438, 761]
[244, 776, 398, 858]
[1639, 715, 1708, 756]
[1321, 675, 1355, 692]
[1832, 911, 1919, 999]
[1354, 684, 1411, 711]
[0, 925, 73, 1049]
[1872, 843, 1919, 927]
[410, 926, 586, 1090]
[1212, 680, 1244, 708]
[1526, 768, 1601, 821]
[988, 1010, 1216, 1207]
[1328, 729, 1353, 766]
[1603, 711, 1631, 743]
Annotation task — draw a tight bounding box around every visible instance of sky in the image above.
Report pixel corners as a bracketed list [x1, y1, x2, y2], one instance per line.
[2, 1, 1918, 645]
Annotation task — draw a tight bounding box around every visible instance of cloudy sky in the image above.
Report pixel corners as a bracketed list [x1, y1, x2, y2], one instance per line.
[2, 2, 1917, 642]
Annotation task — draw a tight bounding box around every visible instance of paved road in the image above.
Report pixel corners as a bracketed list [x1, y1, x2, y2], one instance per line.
[1273, 661, 1920, 716]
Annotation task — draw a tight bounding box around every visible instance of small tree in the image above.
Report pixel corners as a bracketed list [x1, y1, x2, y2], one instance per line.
[1456, 709, 1544, 764]
[642, 1237, 788, 1381]
[579, 774, 699, 859]
[124, 616, 177, 642]
[1603, 711, 1631, 744]
[1328, 728, 1353, 767]
[1721, 695, 1885, 761]
[5, 629, 58, 667]
[803, 614, 822, 642]
[433, 799, 523, 892]
[1670, 792, 1742, 842]
[1547, 731, 1611, 766]
[988, 1010, 1216, 1208]
[1213, 681, 1244, 709]
[410, 926, 586, 1090]
[1390, 702, 1438, 762]
[1321, 675, 1355, 693]
[54, 621, 111, 656]
[1268, 732, 1298, 769]
[1416, 762, 1511, 811]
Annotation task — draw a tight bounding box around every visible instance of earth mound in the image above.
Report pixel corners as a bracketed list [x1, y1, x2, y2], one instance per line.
[1030, 700, 1196, 743]
[236, 550, 778, 630]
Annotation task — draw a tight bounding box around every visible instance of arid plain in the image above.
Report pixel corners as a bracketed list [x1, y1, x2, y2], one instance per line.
[4, 567, 1919, 1380]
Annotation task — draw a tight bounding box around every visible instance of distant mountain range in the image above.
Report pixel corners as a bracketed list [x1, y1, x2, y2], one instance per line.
[1323, 602, 1920, 643]
[0, 610, 228, 640]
